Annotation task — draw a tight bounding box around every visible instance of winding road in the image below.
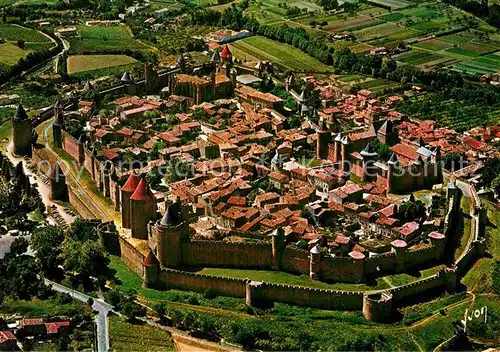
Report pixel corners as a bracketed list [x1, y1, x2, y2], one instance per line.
[45, 278, 113, 352]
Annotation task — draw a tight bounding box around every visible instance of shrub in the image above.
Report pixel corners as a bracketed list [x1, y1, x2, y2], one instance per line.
[203, 288, 217, 300]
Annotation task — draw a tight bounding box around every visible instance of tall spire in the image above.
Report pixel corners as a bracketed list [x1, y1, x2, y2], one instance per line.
[14, 104, 28, 120]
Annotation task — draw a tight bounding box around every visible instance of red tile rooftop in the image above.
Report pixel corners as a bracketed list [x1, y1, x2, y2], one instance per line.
[21, 318, 44, 326]
[391, 143, 419, 161]
[398, 221, 420, 237]
[0, 331, 16, 343]
[428, 231, 445, 240]
[45, 321, 70, 334]
[391, 239, 407, 248]
[335, 235, 351, 244]
[349, 251, 365, 260]
[130, 179, 154, 201]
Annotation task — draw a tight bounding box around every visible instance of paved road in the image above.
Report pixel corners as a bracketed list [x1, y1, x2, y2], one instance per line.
[45, 279, 113, 352]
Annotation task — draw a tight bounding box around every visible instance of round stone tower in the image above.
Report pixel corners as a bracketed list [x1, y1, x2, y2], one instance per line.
[271, 227, 285, 269]
[49, 162, 68, 202]
[360, 142, 378, 182]
[386, 152, 399, 194]
[362, 292, 393, 322]
[12, 104, 32, 156]
[341, 136, 350, 172]
[52, 100, 64, 149]
[143, 249, 160, 288]
[130, 178, 157, 240]
[309, 244, 322, 280]
[121, 171, 140, 229]
[149, 199, 187, 268]
[316, 119, 332, 160]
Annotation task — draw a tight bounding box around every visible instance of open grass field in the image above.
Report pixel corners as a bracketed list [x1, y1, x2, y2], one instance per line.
[67, 54, 137, 74]
[196, 267, 390, 291]
[0, 43, 31, 66]
[69, 25, 148, 54]
[0, 23, 50, 42]
[229, 36, 331, 72]
[109, 316, 175, 352]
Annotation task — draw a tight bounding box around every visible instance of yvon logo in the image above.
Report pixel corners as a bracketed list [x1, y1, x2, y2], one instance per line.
[461, 306, 488, 332]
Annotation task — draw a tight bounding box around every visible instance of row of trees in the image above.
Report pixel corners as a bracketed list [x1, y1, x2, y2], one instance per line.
[442, 0, 500, 28]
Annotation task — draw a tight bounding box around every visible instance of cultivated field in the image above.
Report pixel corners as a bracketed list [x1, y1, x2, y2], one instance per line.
[289, 0, 500, 74]
[245, 0, 321, 24]
[0, 0, 58, 5]
[229, 36, 331, 72]
[67, 54, 137, 74]
[69, 25, 149, 54]
[0, 24, 51, 43]
[0, 43, 31, 66]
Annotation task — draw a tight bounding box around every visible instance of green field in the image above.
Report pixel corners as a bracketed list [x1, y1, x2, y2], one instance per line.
[69, 25, 149, 54]
[109, 316, 175, 352]
[0, 42, 31, 66]
[67, 54, 137, 74]
[196, 267, 390, 291]
[0, 24, 51, 42]
[396, 49, 444, 65]
[229, 36, 331, 72]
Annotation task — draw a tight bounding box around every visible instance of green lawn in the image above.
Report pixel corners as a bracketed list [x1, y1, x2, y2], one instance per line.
[229, 36, 331, 72]
[109, 315, 175, 352]
[385, 265, 447, 287]
[0, 296, 88, 317]
[196, 267, 390, 291]
[69, 25, 148, 54]
[455, 196, 473, 261]
[462, 199, 500, 294]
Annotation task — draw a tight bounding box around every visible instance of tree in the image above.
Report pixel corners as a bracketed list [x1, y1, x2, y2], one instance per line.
[165, 159, 193, 182]
[9, 237, 29, 257]
[64, 240, 110, 278]
[398, 200, 426, 223]
[442, 152, 464, 171]
[146, 166, 164, 190]
[371, 139, 392, 161]
[32, 225, 64, 273]
[482, 158, 500, 187]
[491, 174, 500, 198]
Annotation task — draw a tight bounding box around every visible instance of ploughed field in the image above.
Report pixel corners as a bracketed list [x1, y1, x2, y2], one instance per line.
[66, 54, 137, 77]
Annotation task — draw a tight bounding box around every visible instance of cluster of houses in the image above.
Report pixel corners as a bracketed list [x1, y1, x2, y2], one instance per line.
[51, 63, 499, 258]
[0, 318, 71, 351]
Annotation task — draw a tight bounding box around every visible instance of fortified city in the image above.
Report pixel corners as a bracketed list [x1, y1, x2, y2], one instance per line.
[0, 0, 498, 350]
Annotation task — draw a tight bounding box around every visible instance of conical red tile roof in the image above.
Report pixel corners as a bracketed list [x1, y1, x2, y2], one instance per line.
[220, 45, 232, 59]
[121, 171, 140, 192]
[130, 178, 153, 201]
[143, 249, 159, 266]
